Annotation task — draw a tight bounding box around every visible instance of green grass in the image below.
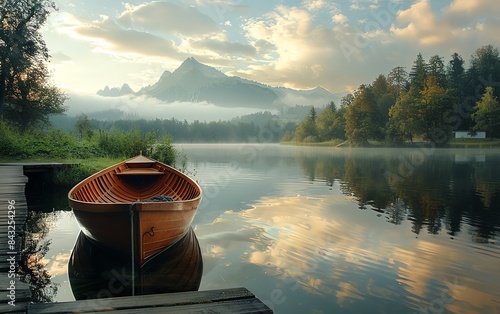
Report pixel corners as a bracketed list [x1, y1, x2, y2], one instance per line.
[51, 157, 123, 187]
[447, 138, 500, 148]
[280, 139, 347, 147]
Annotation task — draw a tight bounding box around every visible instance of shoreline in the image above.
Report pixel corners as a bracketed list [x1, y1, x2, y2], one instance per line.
[280, 138, 500, 149]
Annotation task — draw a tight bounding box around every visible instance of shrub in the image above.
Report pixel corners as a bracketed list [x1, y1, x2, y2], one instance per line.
[149, 134, 176, 166]
[97, 128, 156, 158]
[0, 121, 25, 158]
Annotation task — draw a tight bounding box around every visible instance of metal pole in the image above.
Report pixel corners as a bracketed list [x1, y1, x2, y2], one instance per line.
[130, 203, 136, 296]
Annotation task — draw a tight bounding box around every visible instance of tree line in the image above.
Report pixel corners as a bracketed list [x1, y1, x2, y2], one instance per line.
[285, 45, 500, 146]
[70, 114, 296, 143]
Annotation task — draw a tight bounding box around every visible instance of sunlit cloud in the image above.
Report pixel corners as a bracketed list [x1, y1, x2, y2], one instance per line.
[118, 2, 219, 37]
[333, 13, 348, 24]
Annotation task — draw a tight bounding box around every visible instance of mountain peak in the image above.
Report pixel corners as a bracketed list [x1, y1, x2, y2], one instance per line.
[97, 83, 134, 97]
[174, 57, 226, 78]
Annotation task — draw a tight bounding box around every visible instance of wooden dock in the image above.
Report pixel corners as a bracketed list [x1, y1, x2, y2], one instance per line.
[28, 287, 272, 313]
[0, 162, 76, 173]
[0, 165, 272, 313]
[0, 165, 31, 313]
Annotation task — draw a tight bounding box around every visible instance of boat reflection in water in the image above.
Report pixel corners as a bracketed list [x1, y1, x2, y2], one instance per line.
[68, 227, 202, 300]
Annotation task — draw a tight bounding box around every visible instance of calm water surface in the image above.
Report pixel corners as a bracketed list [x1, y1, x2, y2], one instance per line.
[24, 144, 500, 313]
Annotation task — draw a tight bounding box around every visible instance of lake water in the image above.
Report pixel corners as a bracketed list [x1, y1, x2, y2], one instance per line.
[23, 144, 500, 313]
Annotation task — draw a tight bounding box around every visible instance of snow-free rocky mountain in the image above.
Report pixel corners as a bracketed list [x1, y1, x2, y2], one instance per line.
[97, 57, 338, 109]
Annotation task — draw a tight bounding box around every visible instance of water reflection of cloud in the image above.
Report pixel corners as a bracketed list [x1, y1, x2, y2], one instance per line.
[195, 194, 500, 313]
[41, 253, 71, 277]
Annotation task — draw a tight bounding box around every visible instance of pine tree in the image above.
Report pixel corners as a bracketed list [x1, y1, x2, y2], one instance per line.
[409, 53, 428, 91]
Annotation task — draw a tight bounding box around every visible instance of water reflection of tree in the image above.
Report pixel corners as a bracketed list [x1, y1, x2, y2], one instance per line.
[388, 154, 451, 235]
[295, 154, 346, 187]
[294, 149, 499, 242]
[19, 210, 59, 303]
[342, 154, 394, 211]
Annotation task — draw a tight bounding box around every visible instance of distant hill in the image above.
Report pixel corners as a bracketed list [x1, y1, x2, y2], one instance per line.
[97, 57, 339, 109]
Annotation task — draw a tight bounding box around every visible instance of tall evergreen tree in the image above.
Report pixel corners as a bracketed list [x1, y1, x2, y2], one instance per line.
[447, 52, 465, 93]
[409, 53, 428, 91]
[466, 45, 500, 98]
[427, 55, 446, 87]
[387, 66, 409, 95]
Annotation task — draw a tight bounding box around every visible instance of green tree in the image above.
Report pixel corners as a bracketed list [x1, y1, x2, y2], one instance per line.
[471, 86, 500, 139]
[447, 52, 465, 93]
[419, 75, 455, 141]
[371, 74, 396, 126]
[0, 0, 66, 132]
[0, 0, 57, 119]
[387, 66, 409, 95]
[340, 93, 354, 109]
[465, 45, 500, 98]
[388, 87, 421, 142]
[427, 55, 446, 87]
[316, 101, 345, 141]
[294, 106, 318, 142]
[75, 113, 92, 139]
[345, 85, 384, 145]
[409, 53, 427, 91]
[5, 66, 67, 132]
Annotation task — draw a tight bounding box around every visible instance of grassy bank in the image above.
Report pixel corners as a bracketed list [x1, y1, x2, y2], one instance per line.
[280, 139, 347, 147]
[281, 138, 500, 148]
[447, 138, 500, 148]
[0, 121, 178, 187]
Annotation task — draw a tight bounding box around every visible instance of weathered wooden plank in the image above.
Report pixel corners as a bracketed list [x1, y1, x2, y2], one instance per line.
[28, 287, 265, 313]
[0, 275, 29, 288]
[97, 298, 273, 314]
[0, 166, 31, 313]
[0, 302, 32, 314]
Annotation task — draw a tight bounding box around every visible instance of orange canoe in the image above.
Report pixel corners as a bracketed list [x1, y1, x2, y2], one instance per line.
[68, 154, 202, 266]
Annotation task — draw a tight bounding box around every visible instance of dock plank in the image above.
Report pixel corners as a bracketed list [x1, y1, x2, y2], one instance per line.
[28, 287, 272, 313]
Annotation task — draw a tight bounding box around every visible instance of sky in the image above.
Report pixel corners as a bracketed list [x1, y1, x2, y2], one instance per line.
[40, 0, 500, 117]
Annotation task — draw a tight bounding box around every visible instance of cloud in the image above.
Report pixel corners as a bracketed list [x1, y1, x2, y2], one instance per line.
[333, 13, 348, 24]
[237, 5, 394, 92]
[390, 0, 500, 48]
[73, 16, 182, 58]
[390, 0, 448, 46]
[187, 38, 257, 58]
[118, 2, 219, 37]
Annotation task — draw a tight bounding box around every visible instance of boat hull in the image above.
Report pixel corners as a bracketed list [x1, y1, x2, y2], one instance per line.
[68, 155, 202, 266]
[69, 228, 203, 299]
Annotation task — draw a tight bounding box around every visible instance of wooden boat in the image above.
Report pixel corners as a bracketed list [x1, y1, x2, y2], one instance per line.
[69, 228, 203, 299]
[68, 154, 202, 266]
